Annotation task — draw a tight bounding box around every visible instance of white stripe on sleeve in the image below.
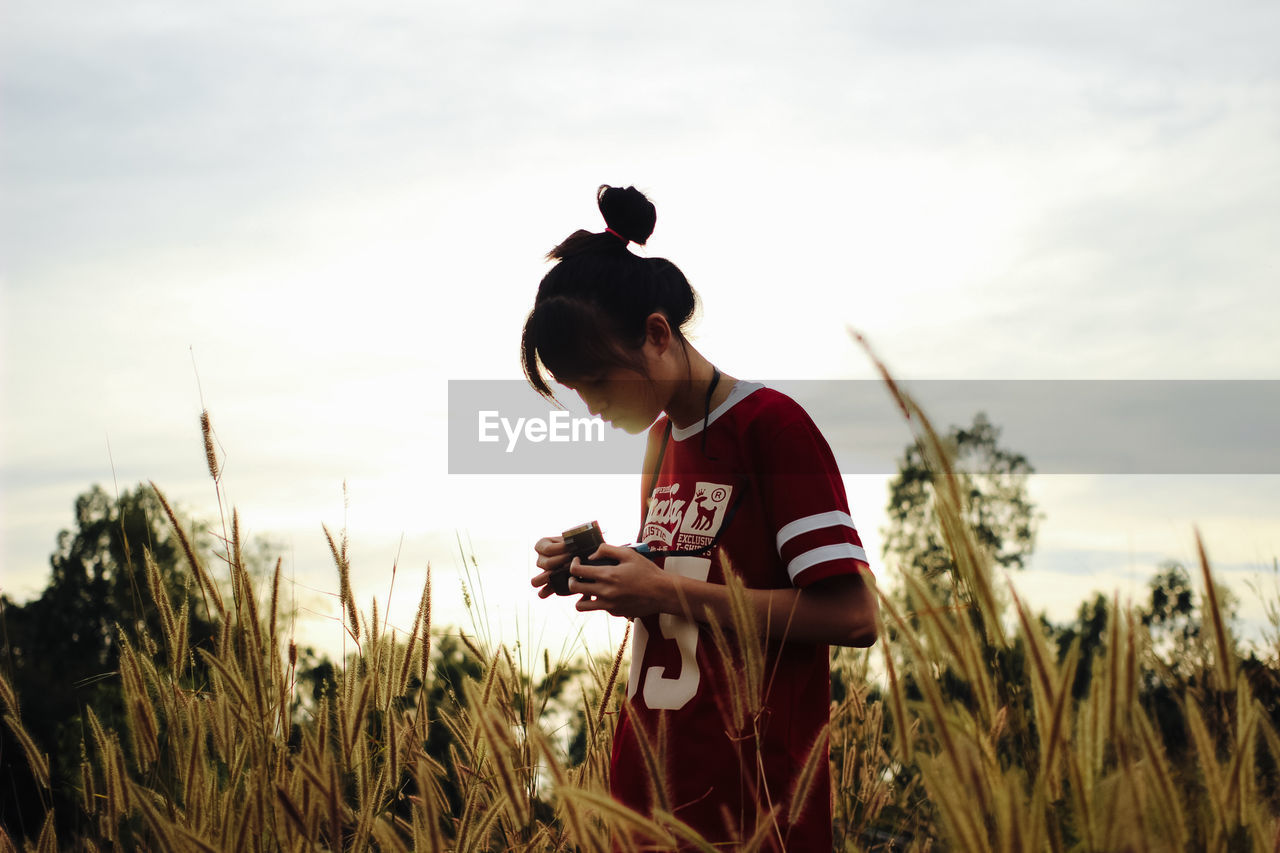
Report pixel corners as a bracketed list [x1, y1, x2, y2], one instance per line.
[786, 543, 869, 582]
[776, 511, 856, 551]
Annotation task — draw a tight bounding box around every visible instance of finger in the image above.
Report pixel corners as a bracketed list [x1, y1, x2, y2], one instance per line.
[533, 536, 566, 557]
[576, 595, 607, 612]
[531, 569, 551, 588]
[536, 553, 571, 572]
[589, 543, 632, 562]
[568, 560, 611, 585]
[566, 557, 593, 581]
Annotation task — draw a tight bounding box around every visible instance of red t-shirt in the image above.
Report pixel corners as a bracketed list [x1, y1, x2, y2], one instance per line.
[610, 383, 871, 851]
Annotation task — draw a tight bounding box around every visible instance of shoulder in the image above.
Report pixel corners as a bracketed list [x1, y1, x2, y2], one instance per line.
[723, 386, 844, 480]
[727, 384, 810, 426]
[730, 385, 826, 444]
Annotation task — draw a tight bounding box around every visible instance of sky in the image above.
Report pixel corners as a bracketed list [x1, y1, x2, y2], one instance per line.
[3, 0, 1278, 660]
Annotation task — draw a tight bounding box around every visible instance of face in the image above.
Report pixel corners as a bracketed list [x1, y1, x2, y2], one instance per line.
[557, 366, 668, 435]
[550, 312, 682, 434]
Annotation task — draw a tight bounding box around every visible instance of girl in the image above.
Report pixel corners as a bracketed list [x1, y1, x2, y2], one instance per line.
[524, 185, 878, 851]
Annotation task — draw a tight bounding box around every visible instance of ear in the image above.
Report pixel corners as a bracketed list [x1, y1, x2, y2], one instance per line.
[643, 312, 675, 354]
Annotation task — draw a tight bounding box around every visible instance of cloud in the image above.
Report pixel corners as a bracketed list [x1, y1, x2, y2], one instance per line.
[2, 0, 1277, 661]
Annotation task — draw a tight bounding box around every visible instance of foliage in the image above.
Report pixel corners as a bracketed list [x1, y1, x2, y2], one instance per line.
[3, 390, 1280, 850]
[856, 341, 1280, 849]
[0, 484, 219, 839]
[882, 411, 1038, 604]
[0, 407, 639, 851]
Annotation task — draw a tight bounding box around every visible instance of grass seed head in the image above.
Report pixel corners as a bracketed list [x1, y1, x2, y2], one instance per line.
[200, 409, 220, 481]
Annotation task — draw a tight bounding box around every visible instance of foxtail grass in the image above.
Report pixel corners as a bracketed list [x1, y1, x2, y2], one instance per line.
[4, 363, 1280, 850]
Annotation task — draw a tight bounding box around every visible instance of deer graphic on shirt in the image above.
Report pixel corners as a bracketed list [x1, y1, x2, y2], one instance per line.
[691, 491, 717, 531]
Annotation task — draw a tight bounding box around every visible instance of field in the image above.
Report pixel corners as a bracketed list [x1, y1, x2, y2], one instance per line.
[3, 371, 1279, 851]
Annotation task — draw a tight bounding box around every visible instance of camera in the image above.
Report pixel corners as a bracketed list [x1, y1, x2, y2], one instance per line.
[547, 520, 650, 596]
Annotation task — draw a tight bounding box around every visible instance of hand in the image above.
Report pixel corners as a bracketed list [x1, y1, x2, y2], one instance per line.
[566, 543, 673, 618]
[531, 535, 569, 599]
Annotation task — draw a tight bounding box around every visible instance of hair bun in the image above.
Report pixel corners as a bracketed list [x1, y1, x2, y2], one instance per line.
[597, 185, 656, 246]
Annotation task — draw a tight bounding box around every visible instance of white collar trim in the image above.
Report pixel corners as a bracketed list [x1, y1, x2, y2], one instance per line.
[670, 380, 765, 442]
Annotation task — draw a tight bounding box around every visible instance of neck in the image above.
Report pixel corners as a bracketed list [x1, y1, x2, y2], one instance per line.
[664, 349, 736, 430]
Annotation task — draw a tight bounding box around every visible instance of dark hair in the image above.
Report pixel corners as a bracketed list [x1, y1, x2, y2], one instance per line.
[521, 185, 698, 398]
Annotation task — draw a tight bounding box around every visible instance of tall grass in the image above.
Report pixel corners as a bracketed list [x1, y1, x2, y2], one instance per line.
[2, 380, 1279, 850]
[853, 336, 1280, 850]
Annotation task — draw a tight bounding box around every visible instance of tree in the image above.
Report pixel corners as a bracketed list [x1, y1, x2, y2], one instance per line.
[0, 484, 218, 840]
[1140, 559, 1238, 681]
[1051, 591, 1111, 699]
[1046, 562, 1246, 768]
[882, 411, 1039, 600]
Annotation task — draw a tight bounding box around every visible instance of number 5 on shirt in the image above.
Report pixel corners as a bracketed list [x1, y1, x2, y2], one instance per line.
[626, 556, 712, 710]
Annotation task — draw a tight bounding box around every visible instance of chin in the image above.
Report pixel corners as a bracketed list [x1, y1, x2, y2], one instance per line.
[610, 415, 657, 435]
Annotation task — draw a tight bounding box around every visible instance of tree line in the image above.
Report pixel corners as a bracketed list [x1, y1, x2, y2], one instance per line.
[1, 413, 1272, 845]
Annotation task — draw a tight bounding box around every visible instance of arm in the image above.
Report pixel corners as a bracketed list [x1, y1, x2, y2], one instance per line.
[565, 543, 879, 648]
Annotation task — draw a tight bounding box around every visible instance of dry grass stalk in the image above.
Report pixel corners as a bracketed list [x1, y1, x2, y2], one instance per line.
[1135, 710, 1190, 848]
[344, 676, 373, 772]
[410, 759, 448, 850]
[706, 609, 748, 735]
[650, 808, 724, 853]
[268, 556, 283, 646]
[464, 797, 506, 852]
[9, 365, 1278, 851]
[722, 565, 764, 705]
[200, 409, 220, 482]
[0, 671, 18, 718]
[150, 480, 225, 618]
[786, 724, 830, 828]
[1197, 530, 1238, 691]
[421, 565, 433, 690]
[597, 620, 630, 732]
[829, 655, 895, 847]
[879, 622, 914, 763]
[535, 733, 599, 851]
[117, 634, 159, 771]
[327, 761, 344, 849]
[622, 701, 672, 817]
[879, 591, 968, 783]
[3, 713, 50, 791]
[1009, 584, 1057, 706]
[275, 783, 308, 842]
[79, 749, 96, 816]
[133, 783, 182, 852]
[901, 396, 1007, 648]
[1039, 643, 1079, 801]
[324, 522, 360, 643]
[144, 548, 179, 667]
[397, 582, 427, 696]
[476, 694, 533, 827]
[558, 787, 678, 850]
[33, 809, 56, 853]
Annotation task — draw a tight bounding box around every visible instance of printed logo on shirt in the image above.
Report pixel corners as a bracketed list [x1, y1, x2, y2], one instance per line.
[642, 483, 685, 548]
[679, 482, 734, 540]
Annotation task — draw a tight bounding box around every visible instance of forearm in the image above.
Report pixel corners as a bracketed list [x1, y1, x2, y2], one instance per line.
[662, 571, 879, 648]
